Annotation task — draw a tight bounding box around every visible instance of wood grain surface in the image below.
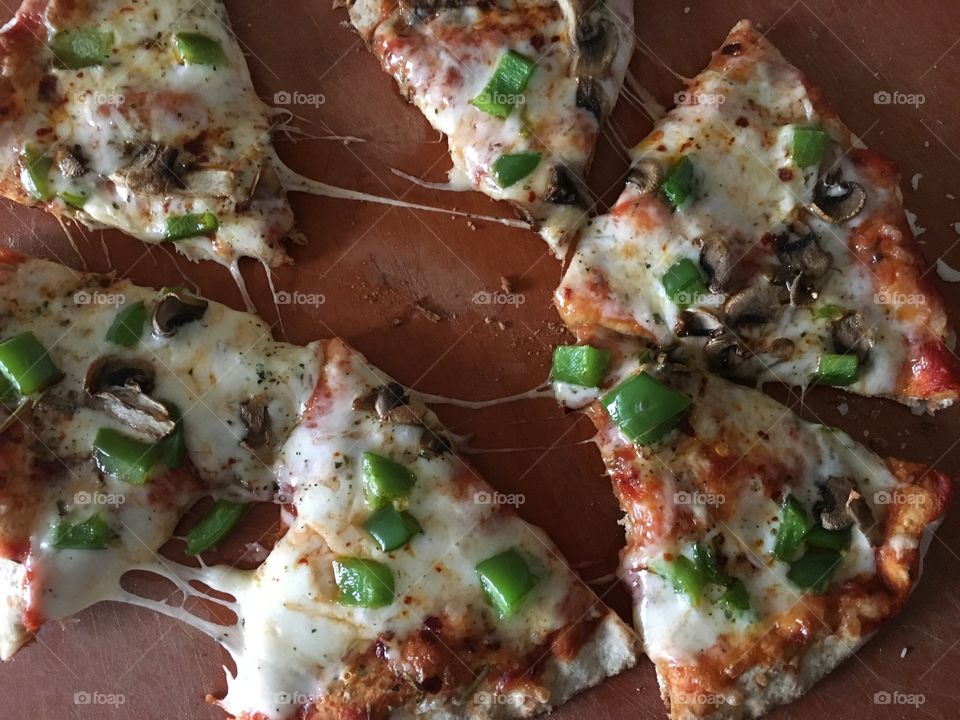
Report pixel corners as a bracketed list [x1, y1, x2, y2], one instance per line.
[1, 1, 959, 718]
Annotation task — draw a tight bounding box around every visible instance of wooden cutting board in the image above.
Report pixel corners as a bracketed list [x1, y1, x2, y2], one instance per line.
[1, 1, 958, 718]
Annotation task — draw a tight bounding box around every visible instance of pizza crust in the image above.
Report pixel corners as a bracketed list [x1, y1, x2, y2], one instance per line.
[0, 558, 27, 661]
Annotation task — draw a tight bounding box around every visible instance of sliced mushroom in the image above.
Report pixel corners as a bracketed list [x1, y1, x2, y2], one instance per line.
[574, 15, 618, 77]
[543, 166, 583, 206]
[774, 231, 831, 280]
[723, 281, 783, 327]
[56, 146, 87, 178]
[112, 142, 183, 194]
[152, 290, 209, 338]
[84, 356, 173, 439]
[398, 0, 476, 21]
[240, 395, 273, 461]
[806, 171, 866, 224]
[832, 312, 872, 362]
[820, 476, 881, 546]
[374, 382, 409, 420]
[382, 404, 428, 425]
[625, 159, 662, 195]
[698, 233, 734, 292]
[674, 308, 723, 338]
[420, 431, 452, 456]
[704, 335, 754, 378]
[576, 76, 606, 121]
[769, 337, 796, 361]
[182, 168, 238, 199]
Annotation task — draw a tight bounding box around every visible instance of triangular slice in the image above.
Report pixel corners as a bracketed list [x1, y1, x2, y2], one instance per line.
[550, 335, 951, 719]
[556, 20, 960, 409]
[0, 0, 293, 271]
[346, 0, 634, 256]
[0, 251, 638, 716]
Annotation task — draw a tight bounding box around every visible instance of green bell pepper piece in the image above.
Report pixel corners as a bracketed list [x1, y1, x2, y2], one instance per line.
[92, 427, 158, 485]
[362, 452, 416, 508]
[49, 28, 114, 69]
[661, 156, 695, 209]
[333, 557, 395, 608]
[659, 554, 709, 605]
[717, 578, 752, 617]
[550, 344, 611, 387]
[0, 331, 61, 395]
[105, 301, 147, 347]
[814, 353, 859, 386]
[21, 145, 53, 201]
[186, 499, 248, 555]
[363, 504, 421, 552]
[52, 513, 115, 550]
[773, 494, 809, 562]
[804, 524, 852, 551]
[662, 258, 708, 307]
[492, 152, 541, 188]
[165, 212, 219, 241]
[470, 50, 536, 118]
[787, 547, 842, 593]
[791, 126, 831, 168]
[601, 372, 692, 445]
[476, 548, 538, 618]
[173, 32, 227, 67]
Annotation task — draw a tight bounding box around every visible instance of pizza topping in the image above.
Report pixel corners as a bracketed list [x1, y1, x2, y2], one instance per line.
[704, 335, 753, 378]
[804, 524, 852, 550]
[51, 514, 116, 551]
[574, 15, 619, 77]
[601, 372, 692, 444]
[172, 32, 228, 67]
[84, 356, 175, 439]
[113, 143, 183, 195]
[774, 229, 831, 282]
[661, 156, 695, 210]
[105, 301, 147, 347]
[470, 50, 536, 119]
[475, 549, 538, 618]
[492, 152, 542, 188]
[789, 126, 831, 168]
[543, 166, 583, 206]
[185, 500, 249, 555]
[152, 289, 209, 337]
[674, 309, 723, 338]
[20, 145, 53, 201]
[239, 396, 273, 458]
[48, 28, 114, 69]
[333, 557, 396, 608]
[576, 76, 606, 120]
[723, 281, 782, 327]
[806, 170, 866, 224]
[92, 427, 161, 485]
[662, 258, 708, 307]
[773, 494, 808, 562]
[815, 352, 860, 386]
[55, 147, 87, 179]
[819, 476, 882, 546]
[832, 311, 872, 362]
[362, 452, 416, 508]
[373, 382, 409, 420]
[625, 159, 663, 195]
[658, 555, 708, 605]
[165, 211, 220, 241]
[786, 547, 842, 593]
[363, 504, 422, 552]
[154, 402, 186, 469]
[551, 345, 611, 387]
[698, 233, 734, 292]
[0, 331, 62, 396]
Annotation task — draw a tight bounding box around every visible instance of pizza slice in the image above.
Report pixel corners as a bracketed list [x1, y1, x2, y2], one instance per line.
[346, 0, 635, 256]
[556, 20, 960, 410]
[0, 0, 294, 272]
[0, 250, 639, 717]
[549, 335, 951, 719]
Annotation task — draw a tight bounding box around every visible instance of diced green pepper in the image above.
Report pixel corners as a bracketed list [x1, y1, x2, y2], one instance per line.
[105, 301, 147, 347]
[58, 190, 87, 209]
[550, 344, 611, 387]
[787, 547, 842, 593]
[173, 32, 227, 67]
[662, 258, 708, 307]
[0, 373, 16, 403]
[717, 578, 752, 617]
[659, 554, 709, 605]
[601, 372, 693, 445]
[476, 549, 538, 618]
[49, 28, 114, 69]
[52, 513, 115, 550]
[492, 152, 541, 188]
[185, 499, 248, 555]
[470, 50, 536, 118]
[814, 353, 859, 386]
[362, 452, 416, 508]
[693, 542, 730, 586]
[810, 303, 844, 321]
[21, 145, 53, 201]
[165, 212, 219, 241]
[804, 524, 852, 551]
[154, 401, 185, 469]
[0, 331, 62, 395]
[790, 126, 831, 168]
[363, 504, 421, 552]
[661, 156, 695, 210]
[333, 557, 395, 608]
[92, 427, 158, 485]
[773, 494, 809, 562]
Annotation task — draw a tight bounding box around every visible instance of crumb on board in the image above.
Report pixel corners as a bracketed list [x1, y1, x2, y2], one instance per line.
[900, 647, 908, 658]
[500, 275, 513, 293]
[412, 301, 442, 323]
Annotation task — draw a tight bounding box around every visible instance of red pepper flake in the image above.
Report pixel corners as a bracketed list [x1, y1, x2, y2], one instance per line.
[527, 190, 536, 202]
[778, 167, 794, 182]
